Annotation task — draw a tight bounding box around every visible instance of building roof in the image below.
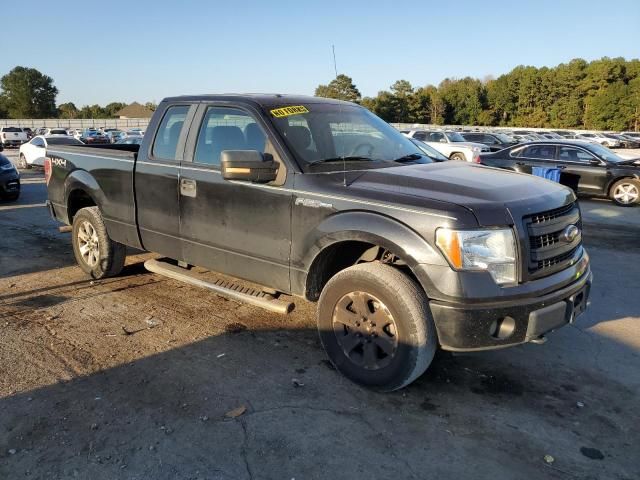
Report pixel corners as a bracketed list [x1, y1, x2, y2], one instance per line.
[115, 102, 154, 118]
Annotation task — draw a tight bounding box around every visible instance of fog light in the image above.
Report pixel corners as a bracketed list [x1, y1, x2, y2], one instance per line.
[490, 316, 516, 340]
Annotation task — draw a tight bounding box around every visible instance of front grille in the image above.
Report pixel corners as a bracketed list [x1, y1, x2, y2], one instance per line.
[524, 202, 582, 278]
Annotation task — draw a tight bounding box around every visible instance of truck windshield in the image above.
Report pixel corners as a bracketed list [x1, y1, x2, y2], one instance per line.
[268, 103, 425, 171]
[445, 131, 466, 142]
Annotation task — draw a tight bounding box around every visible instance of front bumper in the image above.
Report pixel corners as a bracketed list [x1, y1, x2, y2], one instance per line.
[429, 265, 592, 352]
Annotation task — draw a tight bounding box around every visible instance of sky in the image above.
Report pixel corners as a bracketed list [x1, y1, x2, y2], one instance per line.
[2, 0, 639, 107]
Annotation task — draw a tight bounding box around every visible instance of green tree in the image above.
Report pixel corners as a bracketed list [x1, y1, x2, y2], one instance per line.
[104, 102, 127, 117]
[144, 101, 158, 112]
[0, 66, 58, 118]
[314, 74, 361, 103]
[78, 104, 107, 119]
[58, 102, 79, 119]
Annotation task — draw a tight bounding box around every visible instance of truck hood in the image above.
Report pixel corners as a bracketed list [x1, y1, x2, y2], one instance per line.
[347, 161, 575, 226]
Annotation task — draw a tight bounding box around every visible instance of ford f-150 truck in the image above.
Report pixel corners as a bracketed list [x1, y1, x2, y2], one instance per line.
[45, 94, 592, 391]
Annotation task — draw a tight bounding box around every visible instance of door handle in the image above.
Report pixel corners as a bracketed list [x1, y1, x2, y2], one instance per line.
[180, 178, 197, 198]
[555, 165, 567, 170]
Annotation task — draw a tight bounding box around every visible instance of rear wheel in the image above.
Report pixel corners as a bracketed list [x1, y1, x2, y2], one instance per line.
[18, 154, 30, 169]
[450, 152, 466, 162]
[317, 263, 437, 391]
[72, 206, 126, 279]
[610, 179, 640, 206]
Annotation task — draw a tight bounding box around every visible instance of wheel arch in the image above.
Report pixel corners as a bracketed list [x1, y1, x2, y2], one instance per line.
[64, 170, 105, 223]
[299, 211, 446, 301]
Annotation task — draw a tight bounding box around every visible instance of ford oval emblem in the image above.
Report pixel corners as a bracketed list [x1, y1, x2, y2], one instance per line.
[562, 225, 580, 243]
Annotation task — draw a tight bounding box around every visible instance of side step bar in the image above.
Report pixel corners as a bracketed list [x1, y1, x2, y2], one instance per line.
[144, 259, 294, 315]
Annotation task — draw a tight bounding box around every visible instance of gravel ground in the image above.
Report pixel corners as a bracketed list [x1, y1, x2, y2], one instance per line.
[0, 149, 639, 480]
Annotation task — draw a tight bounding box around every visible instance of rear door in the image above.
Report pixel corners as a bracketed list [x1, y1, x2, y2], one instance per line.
[555, 146, 609, 195]
[178, 103, 293, 292]
[508, 144, 558, 175]
[135, 103, 196, 259]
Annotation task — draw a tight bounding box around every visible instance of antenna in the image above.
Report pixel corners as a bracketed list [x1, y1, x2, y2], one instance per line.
[332, 45, 338, 78]
[332, 45, 347, 187]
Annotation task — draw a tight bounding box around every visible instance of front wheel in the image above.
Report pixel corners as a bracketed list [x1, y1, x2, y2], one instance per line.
[72, 206, 126, 279]
[610, 179, 640, 206]
[449, 152, 466, 162]
[317, 263, 437, 391]
[18, 154, 30, 170]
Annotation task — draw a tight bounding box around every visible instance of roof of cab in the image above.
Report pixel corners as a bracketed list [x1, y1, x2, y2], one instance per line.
[160, 94, 356, 108]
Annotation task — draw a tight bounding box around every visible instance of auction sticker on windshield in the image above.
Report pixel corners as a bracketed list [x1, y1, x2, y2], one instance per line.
[270, 106, 309, 118]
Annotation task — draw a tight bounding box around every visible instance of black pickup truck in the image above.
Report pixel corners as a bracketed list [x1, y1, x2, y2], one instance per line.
[45, 95, 592, 391]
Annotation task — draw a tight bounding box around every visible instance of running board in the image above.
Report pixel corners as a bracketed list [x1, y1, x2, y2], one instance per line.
[144, 259, 294, 315]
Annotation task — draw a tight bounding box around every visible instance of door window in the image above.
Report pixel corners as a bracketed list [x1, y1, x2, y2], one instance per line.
[428, 132, 445, 142]
[152, 105, 189, 160]
[483, 134, 498, 145]
[558, 147, 597, 163]
[521, 145, 556, 159]
[412, 131, 428, 141]
[193, 107, 267, 166]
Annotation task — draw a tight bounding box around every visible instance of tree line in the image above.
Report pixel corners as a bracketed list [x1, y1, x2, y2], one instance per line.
[2, 58, 639, 129]
[0, 66, 156, 119]
[315, 57, 640, 131]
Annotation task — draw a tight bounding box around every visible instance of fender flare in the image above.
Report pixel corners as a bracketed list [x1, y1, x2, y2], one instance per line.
[64, 170, 106, 220]
[300, 211, 447, 298]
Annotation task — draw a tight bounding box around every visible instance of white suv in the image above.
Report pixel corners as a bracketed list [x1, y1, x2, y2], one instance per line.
[403, 130, 489, 162]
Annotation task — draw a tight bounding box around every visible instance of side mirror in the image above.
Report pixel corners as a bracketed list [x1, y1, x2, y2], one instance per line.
[589, 158, 602, 166]
[221, 150, 278, 183]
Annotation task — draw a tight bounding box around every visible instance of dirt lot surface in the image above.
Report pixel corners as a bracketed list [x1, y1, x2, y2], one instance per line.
[1, 150, 639, 479]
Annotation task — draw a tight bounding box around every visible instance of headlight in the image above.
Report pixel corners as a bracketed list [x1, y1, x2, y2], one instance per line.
[0, 163, 16, 172]
[436, 228, 517, 285]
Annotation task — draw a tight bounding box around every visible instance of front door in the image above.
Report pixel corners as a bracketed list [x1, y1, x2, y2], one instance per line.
[178, 104, 292, 292]
[555, 146, 608, 195]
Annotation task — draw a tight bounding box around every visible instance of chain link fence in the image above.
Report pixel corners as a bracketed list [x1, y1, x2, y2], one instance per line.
[0, 118, 151, 129]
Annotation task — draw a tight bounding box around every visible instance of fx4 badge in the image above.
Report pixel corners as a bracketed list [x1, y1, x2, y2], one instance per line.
[51, 157, 67, 168]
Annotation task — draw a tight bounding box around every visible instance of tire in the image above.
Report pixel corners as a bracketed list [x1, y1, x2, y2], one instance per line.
[450, 152, 466, 162]
[1, 191, 19, 202]
[18, 154, 30, 170]
[610, 178, 640, 207]
[72, 206, 126, 279]
[317, 262, 437, 391]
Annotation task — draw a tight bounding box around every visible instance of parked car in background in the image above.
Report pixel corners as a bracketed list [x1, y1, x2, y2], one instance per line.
[618, 134, 640, 148]
[18, 136, 84, 169]
[34, 127, 48, 136]
[621, 131, 640, 139]
[408, 138, 449, 162]
[404, 130, 488, 162]
[460, 132, 519, 151]
[115, 136, 143, 145]
[577, 132, 620, 148]
[22, 127, 34, 139]
[68, 129, 84, 140]
[45, 128, 70, 136]
[0, 152, 20, 200]
[1, 127, 28, 148]
[105, 130, 125, 143]
[125, 130, 144, 138]
[479, 140, 640, 206]
[80, 130, 110, 144]
[550, 130, 574, 138]
[604, 133, 639, 149]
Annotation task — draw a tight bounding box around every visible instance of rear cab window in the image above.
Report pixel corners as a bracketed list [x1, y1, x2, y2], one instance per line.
[152, 105, 190, 161]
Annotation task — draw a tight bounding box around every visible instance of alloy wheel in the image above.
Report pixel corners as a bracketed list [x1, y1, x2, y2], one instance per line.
[77, 221, 100, 267]
[332, 291, 398, 370]
[613, 183, 639, 205]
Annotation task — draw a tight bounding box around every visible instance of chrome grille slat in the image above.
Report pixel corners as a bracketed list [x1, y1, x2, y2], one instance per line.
[523, 202, 582, 279]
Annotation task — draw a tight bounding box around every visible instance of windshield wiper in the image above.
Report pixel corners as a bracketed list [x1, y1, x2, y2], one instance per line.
[307, 156, 373, 167]
[393, 153, 424, 163]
